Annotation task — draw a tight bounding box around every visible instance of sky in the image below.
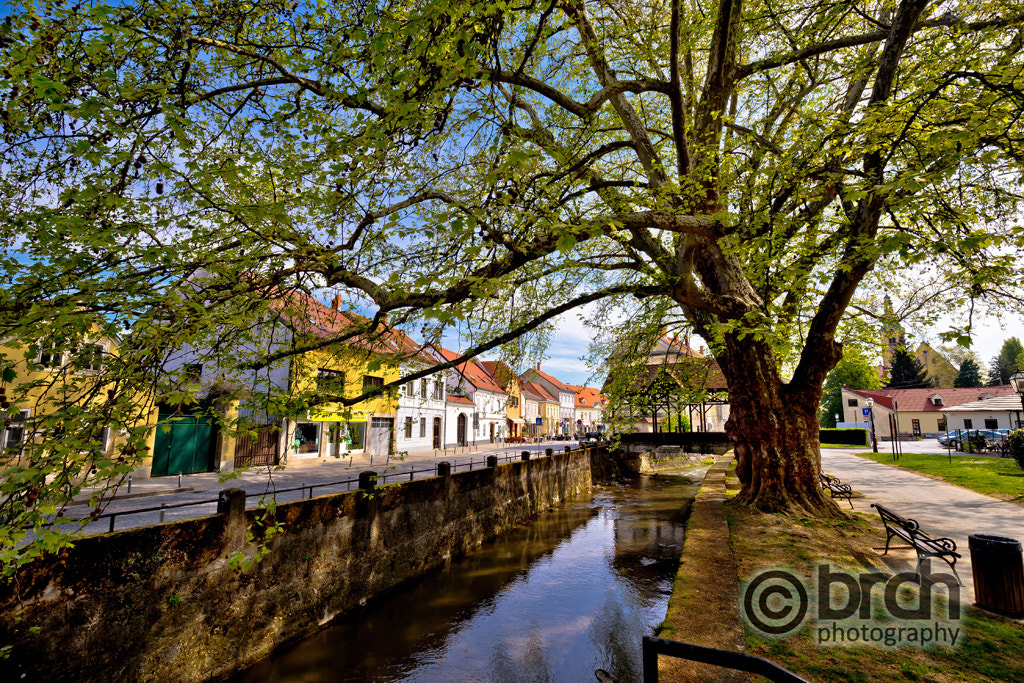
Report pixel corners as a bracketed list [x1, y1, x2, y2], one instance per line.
[536, 308, 1024, 390]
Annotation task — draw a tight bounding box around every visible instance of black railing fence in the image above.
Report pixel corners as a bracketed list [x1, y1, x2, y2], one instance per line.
[67, 445, 588, 533]
[641, 636, 809, 683]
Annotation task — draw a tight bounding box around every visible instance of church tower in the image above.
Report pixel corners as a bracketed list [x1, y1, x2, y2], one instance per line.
[880, 294, 901, 373]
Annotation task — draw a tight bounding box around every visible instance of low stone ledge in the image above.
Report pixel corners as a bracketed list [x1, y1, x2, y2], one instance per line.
[658, 453, 747, 682]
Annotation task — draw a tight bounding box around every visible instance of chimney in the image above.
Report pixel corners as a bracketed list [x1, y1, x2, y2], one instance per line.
[331, 294, 341, 310]
[536, 362, 541, 371]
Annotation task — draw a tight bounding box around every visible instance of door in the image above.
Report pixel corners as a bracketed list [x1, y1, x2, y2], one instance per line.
[234, 422, 280, 467]
[489, 422, 495, 442]
[432, 417, 442, 449]
[367, 417, 393, 457]
[151, 413, 216, 476]
[457, 413, 467, 446]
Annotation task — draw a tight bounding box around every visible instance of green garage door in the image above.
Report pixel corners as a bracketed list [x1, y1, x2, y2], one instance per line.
[151, 413, 217, 477]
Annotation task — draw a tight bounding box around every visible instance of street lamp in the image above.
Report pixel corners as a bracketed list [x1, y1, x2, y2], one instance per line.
[865, 397, 878, 453]
[1010, 370, 1024, 429]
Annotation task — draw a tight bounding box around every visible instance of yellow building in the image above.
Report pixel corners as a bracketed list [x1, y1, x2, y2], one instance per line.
[480, 360, 523, 437]
[1, 322, 159, 477]
[277, 292, 401, 461]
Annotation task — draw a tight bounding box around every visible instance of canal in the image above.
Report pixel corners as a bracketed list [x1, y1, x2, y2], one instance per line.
[232, 469, 705, 682]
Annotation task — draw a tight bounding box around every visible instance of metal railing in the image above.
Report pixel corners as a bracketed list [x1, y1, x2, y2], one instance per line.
[80, 443, 584, 533]
[641, 636, 809, 683]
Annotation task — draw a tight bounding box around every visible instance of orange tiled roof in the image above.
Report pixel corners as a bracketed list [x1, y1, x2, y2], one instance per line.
[434, 346, 505, 394]
[521, 380, 558, 402]
[527, 366, 572, 392]
[568, 385, 606, 408]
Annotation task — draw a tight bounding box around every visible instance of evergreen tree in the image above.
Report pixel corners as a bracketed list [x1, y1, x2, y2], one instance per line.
[954, 358, 984, 387]
[886, 345, 932, 388]
[987, 338, 1024, 385]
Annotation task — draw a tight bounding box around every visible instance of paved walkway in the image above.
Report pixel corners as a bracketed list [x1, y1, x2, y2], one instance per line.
[65, 439, 581, 535]
[822, 448, 1024, 606]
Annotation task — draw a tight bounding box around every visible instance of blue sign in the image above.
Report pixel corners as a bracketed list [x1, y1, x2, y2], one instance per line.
[536, 418, 543, 425]
[861, 407, 871, 416]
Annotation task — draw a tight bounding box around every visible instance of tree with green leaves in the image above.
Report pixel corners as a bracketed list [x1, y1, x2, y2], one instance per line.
[2, 0, 1024, 562]
[954, 357, 985, 387]
[886, 344, 932, 388]
[987, 337, 1024, 385]
[820, 350, 882, 428]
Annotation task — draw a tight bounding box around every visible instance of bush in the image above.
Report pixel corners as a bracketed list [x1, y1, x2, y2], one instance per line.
[1008, 429, 1024, 470]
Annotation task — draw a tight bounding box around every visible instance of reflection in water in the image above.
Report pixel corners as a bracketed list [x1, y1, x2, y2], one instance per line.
[232, 471, 702, 683]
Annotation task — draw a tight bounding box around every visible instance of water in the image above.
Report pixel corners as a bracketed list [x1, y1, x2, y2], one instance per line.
[232, 471, 704, 683]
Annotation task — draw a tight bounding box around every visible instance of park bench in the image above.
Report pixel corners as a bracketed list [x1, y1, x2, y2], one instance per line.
[871, 503, 963, 584]
[819, 473, 853, 508]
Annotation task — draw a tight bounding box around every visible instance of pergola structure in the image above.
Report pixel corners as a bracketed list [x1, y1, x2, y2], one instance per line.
[605, 335, 729, 434]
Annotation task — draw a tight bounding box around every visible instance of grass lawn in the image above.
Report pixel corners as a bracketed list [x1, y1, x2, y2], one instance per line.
[731, 504, 1024, 682]
[858, 451, 1024, 503]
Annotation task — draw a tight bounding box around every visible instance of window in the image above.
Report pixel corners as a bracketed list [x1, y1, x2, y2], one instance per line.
[183, 363, 203, 382]
[937, 418, 947, 432]
[37, 341, 63, 369]
[317, 369, 345, 396]
[363, 375, 384, 389]
[2, 410, 29, 453]
[433, 380, 443, 400]
[419, 417, 426, 438]
[404, 416, 413, 438]
[964, 419, 973, 429]
[421, 378, 428, 399]
[911, 419, 921, 436]
[342, 421, 366, 450]
[985, 418, 998, 430]
[847, 399, 857, 407]
[509, 396, 519, 407]
[406, 381, 415, 397]
[293, 422, 320, 454]
[71, 343, 106, 372]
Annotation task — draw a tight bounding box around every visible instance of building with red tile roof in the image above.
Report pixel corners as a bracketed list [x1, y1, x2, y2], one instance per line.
[430, 346, 508, 446]
[841, 385, 1016, 438]
[521, 364, 576, 436]
[478, 360, 525, 438]
[520, 380, 559, 436]
[567, 385, 606, 434]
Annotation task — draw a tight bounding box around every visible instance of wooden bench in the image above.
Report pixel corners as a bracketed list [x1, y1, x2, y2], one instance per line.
[819, 473, 853, 508]
[871, 503, 963, 584]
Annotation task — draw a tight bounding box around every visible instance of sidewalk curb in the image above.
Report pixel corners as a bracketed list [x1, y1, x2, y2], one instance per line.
[72, 487, 196, 505]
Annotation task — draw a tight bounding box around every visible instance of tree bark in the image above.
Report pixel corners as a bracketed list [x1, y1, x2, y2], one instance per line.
[718, 334, 841, 515]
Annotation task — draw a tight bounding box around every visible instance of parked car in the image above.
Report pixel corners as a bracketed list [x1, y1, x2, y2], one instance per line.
[580, 432, 604, 446]
[937, 429, 1006, 448]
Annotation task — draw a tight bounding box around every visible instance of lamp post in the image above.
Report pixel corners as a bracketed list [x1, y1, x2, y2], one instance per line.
[1010, 371, 1024, 430]
[865, 397, 878, 453]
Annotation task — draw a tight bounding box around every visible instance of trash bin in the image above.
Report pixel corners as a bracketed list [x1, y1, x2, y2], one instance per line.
[969, 534, 1024, 616]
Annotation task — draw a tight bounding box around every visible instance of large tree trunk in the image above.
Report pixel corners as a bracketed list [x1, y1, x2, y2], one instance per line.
[719, 336, 841, 516]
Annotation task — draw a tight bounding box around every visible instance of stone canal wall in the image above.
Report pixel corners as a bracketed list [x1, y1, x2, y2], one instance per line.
[0, 448, 595, 682]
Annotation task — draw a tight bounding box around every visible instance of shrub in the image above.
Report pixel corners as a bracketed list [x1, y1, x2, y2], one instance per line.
[1008, 429, 1024, 471]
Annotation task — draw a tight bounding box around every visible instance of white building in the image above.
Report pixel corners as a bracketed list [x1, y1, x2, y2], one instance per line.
[432, 346, 507, 447]
[394, 332, 446, 453]
[521, 364, 575, 436]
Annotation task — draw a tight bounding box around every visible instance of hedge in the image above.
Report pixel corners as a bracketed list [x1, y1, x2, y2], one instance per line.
[819, 428, 868, 446]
